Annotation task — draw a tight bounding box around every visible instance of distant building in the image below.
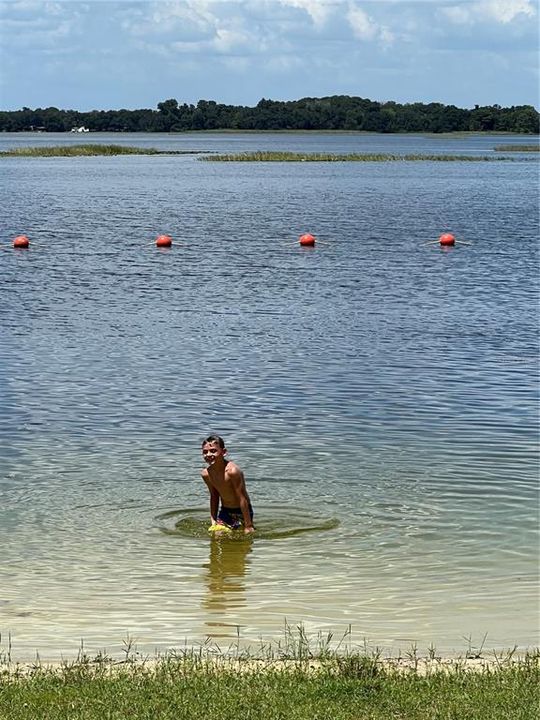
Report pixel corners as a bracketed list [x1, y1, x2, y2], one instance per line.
[70, 126, 90, 133]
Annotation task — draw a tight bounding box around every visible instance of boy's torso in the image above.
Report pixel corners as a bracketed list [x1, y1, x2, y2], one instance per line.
[207, 460, 248, 507]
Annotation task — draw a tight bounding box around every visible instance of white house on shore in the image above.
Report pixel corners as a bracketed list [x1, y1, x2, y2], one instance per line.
[70, 126, 90, 133]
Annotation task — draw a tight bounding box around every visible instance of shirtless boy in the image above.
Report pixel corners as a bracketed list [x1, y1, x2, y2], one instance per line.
[201, 435, 255, 535]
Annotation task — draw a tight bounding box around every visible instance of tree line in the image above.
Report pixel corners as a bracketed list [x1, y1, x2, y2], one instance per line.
[1, 96, 538, 134]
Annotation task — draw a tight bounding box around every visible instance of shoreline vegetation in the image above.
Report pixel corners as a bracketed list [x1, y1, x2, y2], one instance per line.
[0, 145, 536, 162]
[1, 96, 538, 134]
[200, 151, 525, 162]
[0, 144, 207, 157]
[493, 144, 539, 151]
[1, 631, 538, 720]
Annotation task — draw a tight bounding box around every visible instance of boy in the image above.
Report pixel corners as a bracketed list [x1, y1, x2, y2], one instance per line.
[201, 435, 255, 535]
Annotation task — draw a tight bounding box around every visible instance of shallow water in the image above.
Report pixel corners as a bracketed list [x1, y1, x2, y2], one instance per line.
[0, 132, 538, 660]
[156, 506, 340, 540]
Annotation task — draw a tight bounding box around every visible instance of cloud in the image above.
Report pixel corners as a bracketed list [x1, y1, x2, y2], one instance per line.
[121, 1, 216, 40]
[347, 4, 376, 39]
[122, 0, 398, 55]
[213, 25, 253, 52]
[121, 1, 312, 56]
[0, 1, 88, 48]
[346, 3, 394, 45]
[442, 0, 537, 25]
[277, 0, 334, 28]
[0, 0, 537, 110]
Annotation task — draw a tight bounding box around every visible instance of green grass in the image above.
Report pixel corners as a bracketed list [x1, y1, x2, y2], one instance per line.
[1, 651, 538, 720]
[0, 145, 206, 157]
[200, 151, 521, 162]
[1, 627, 538, 720]
[494, 144, 539, 152]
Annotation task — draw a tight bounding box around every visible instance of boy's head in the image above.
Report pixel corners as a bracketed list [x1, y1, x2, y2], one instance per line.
[202, 435, 225, 449]
[201, 435, 227, 465]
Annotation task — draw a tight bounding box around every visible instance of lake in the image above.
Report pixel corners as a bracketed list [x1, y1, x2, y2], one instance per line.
[0, 132, 538, 661]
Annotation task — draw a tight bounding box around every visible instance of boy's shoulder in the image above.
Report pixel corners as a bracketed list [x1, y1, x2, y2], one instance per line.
[224, 460, 243, 477]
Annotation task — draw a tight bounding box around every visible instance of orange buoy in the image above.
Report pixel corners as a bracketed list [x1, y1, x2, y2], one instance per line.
[439, 233, 455, 247]
[13, 235, 30, 249]
[155, 234, 173, 248]
[299, 233, 316, 247]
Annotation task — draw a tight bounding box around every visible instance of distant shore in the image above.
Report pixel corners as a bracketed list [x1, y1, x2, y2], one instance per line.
[2, 129, 539, 136]
[1, 95, 538, 134]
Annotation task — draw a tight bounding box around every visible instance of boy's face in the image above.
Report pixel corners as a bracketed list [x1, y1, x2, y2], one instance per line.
[202, 442, 226, 465]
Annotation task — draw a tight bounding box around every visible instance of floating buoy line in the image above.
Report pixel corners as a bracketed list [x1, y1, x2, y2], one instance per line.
[4, 231, 472, 251]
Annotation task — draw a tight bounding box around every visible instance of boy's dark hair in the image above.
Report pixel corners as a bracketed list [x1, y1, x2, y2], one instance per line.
[202, 435, 225, 449]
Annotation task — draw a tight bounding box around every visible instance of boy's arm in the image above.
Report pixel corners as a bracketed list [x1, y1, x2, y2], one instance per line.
[229, 469, 254, 534]
[202, 472, 220, 524]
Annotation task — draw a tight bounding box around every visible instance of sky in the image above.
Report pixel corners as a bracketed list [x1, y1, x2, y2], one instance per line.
[0, 0, 538, 111]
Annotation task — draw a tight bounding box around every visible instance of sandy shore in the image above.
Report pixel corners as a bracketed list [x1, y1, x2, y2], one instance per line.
[2, 650, 535, 678]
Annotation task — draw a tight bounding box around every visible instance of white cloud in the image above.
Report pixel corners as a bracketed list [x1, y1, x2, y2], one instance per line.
[1, 0, 537, 110]
[277, 0, 334, 28]
[123, 0, 315, 56]
[213, 25, 253, 51]
[122, 1, 216, 38]
[346, 2, 394, 46]
[151, 1, 212, 28]
[347, 5, 377, 39]
[0, 0, 87, 47]
[442, 0, 537, 25]
[480, 0, 536, 23]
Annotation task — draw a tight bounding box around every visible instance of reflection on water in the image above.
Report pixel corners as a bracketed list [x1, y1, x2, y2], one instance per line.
[202, 537, 253, 636]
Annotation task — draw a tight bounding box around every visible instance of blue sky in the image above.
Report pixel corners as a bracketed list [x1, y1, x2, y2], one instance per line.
[0, 0, 538, 111]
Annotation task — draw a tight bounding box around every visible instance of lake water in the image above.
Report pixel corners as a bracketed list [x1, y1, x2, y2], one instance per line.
[0, 132, 538, 661]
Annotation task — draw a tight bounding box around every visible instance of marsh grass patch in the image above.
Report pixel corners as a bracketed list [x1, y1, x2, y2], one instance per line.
[200, 151, 524, 162]
[0, 145, 207, 157]
[494, 144, 539, 152]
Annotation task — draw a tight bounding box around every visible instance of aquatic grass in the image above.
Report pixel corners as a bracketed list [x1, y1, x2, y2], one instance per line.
[3, 146, 535, 160]
[0, 633, 12, 665]
[1, 628, 538, 720]
[0, 144, 207, 157]
[200, 150, 523, 162]
[494, 144, 539, 152]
